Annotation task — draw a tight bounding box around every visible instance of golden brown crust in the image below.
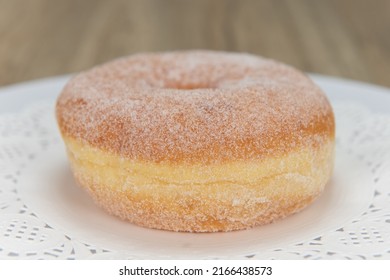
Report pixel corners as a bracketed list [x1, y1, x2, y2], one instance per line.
[56, 50, 335, 164]
[80, 180, 319, 232]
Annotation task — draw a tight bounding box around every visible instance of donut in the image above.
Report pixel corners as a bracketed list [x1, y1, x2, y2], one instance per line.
[56, 50, 335, 232]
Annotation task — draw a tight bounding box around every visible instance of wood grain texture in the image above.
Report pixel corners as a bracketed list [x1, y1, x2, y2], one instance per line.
[1, 0, 389, 87]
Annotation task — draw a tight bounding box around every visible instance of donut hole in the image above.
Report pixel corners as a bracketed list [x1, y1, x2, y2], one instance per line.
[164, 81, 217, 90]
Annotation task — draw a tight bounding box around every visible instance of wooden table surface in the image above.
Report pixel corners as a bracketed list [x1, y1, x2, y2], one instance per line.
[1, 0, 389, 88]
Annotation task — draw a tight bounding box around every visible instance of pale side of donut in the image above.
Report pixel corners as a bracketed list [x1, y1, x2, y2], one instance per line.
[65, 136, 334, 232]
[56, 50, 335, 232]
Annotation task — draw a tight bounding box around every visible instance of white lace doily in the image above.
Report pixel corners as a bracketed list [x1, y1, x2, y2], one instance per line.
[0, 76, 389, 259]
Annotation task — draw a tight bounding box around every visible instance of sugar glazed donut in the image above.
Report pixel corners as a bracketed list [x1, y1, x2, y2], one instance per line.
[56, 51, 335, 232]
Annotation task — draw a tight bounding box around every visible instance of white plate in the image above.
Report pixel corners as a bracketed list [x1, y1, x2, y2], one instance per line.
[0, 74, 390, 260]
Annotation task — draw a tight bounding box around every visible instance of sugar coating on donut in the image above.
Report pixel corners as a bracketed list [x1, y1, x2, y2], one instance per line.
[56, 51, 335, 232]
[56, 50, 334, 164]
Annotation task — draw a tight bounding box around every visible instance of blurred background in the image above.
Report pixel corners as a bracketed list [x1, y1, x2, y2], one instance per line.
[1, 0, 389, 87]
